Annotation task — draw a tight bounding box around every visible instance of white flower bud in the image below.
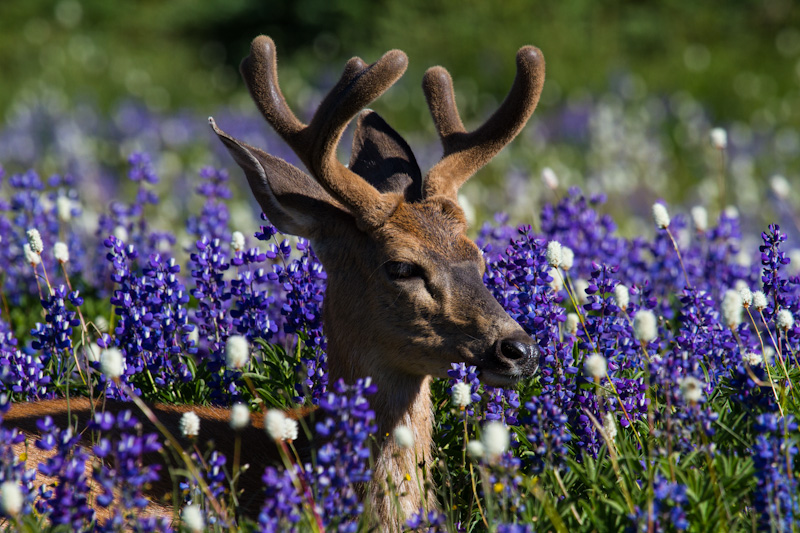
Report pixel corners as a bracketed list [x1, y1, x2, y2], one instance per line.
[743, 352, 762, 367]
[724, 205, 739, 219]
[26, 228, 43, 253]
[56, 196, 73, 222]
[565, 313, 579, 335]
[546, 241, 563, 268]
[182, 504, 205, 533]
[230, 404, 250, 431]
[393, 425, 414, 449]
[652, 203, 670, 229]
[53, 241, 69, 263]
[710, 127, 727, 149]
[613, 284, 630, 311]
[94, 315, 109, 333]
[560, 246, 575, 270]
[541, 167, 559, 190]
[770, 175, 790, 199]
[179, 411, 201, 438]
[113, 225, 128, 243]
[777, 309, 794, 330]
[282, 417, 299, 442]
[585, 354, 608, 379]
[466, 440, 485, 459]
[0, 481, 23, 516]
[225, 335, 250, 370]
[678, 376, 704, 403]
[482, 421, 510, 459]
[451, 382, 472, 407]
[100, 347, 124, 379]
[690, 206, 708, 231]
[789, 249, 800, 273]
[265, 409, 289, 442]
[83, 343, 101, 363]
[231, 231, 246, 252]
[633, 310, 658, 342]
[23, 243, 41, 266]
[721, 289, 743, 327]
[739, 287, 752, 308]
[752, 291, 768, 311]
[573, 278, 589, 305]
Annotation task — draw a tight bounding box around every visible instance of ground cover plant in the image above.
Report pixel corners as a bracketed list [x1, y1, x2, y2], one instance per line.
[0, 102, 799, 533]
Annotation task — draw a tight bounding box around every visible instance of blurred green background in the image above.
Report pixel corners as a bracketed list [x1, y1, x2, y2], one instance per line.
[2, 0, 798, 124]
[1, 0, 799, 231]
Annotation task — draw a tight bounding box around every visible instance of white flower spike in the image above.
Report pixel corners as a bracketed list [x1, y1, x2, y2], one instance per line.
[710, 128, 727, 149]
[482, 421, 510, 459]
[100, 347, 124, 379]
[26, 228, 43, 254]
[451, 382, 472, 407]
[652, 203, 670, 229]
[393, 425, 414, 449]
[225, 335, 250, 370]
[546, 241, 563, 268]
[182, 504, 205, 533]
[54, 242, 70, 263]
[679, 376, 704, 403]
[0, 481, 23, 516]
[179, 411, 201, 438]
[585, 354, 608, 379]
[633, 310, 658, 342]
[230, 404, 250, 431]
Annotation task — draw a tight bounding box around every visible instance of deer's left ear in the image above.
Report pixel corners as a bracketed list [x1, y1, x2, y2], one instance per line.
[349, 110, 423, 201]
[210, 118, 350, 240]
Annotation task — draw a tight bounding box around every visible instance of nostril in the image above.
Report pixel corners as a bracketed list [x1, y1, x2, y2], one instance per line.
[500, 339, 534, 361]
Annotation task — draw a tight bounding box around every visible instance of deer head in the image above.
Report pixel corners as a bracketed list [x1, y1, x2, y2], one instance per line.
[209, 35, 545, 526]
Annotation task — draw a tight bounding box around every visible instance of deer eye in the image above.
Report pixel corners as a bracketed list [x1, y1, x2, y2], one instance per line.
[385, 261, 424, 281]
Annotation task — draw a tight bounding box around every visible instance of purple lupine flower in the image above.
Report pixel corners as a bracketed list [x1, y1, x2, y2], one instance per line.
[633, 473, 689, 531]
[34, 416, 95, 528]
[522, 393, 571, 474]
[258, 464, 304, 531]
[186, 166, 232, 243]
[448, 363, 482, 418]
[752, 413, 798, 530]
[311, 377, 378, 530]
[89, 410, 167, 530]
[29, 284, 82, 395]
[405, 508, 448, 531]
[0, 318, 51, 399]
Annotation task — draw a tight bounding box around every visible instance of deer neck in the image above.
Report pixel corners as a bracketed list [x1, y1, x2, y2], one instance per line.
[326, 341, 437, 528]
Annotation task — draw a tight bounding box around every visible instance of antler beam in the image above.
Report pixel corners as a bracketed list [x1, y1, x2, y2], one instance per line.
[422, 46, 545, 200]
[240, 36, 409, 228]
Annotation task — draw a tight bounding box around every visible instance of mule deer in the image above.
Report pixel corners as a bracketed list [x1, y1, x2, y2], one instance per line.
[4, 36, 545, 531]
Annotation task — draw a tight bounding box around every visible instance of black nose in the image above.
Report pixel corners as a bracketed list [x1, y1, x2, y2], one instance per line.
[500, 338, 536, 361]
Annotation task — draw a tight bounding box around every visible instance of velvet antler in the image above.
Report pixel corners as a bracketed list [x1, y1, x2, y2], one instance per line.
[239, 35, 409, 228]
[421, 46, 545, 200]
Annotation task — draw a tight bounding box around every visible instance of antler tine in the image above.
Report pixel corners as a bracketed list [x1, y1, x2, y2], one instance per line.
[240, 35, 409, 227]
[422, 46, 545, 200]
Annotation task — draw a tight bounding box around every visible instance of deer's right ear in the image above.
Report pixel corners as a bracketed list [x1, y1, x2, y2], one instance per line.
[210, 118, 350, 239]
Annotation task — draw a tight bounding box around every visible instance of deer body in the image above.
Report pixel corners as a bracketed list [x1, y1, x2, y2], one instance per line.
[5, 36, 545, 531]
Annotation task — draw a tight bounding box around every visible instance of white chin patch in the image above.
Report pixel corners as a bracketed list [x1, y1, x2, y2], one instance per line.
[479, 370, 519, 387]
